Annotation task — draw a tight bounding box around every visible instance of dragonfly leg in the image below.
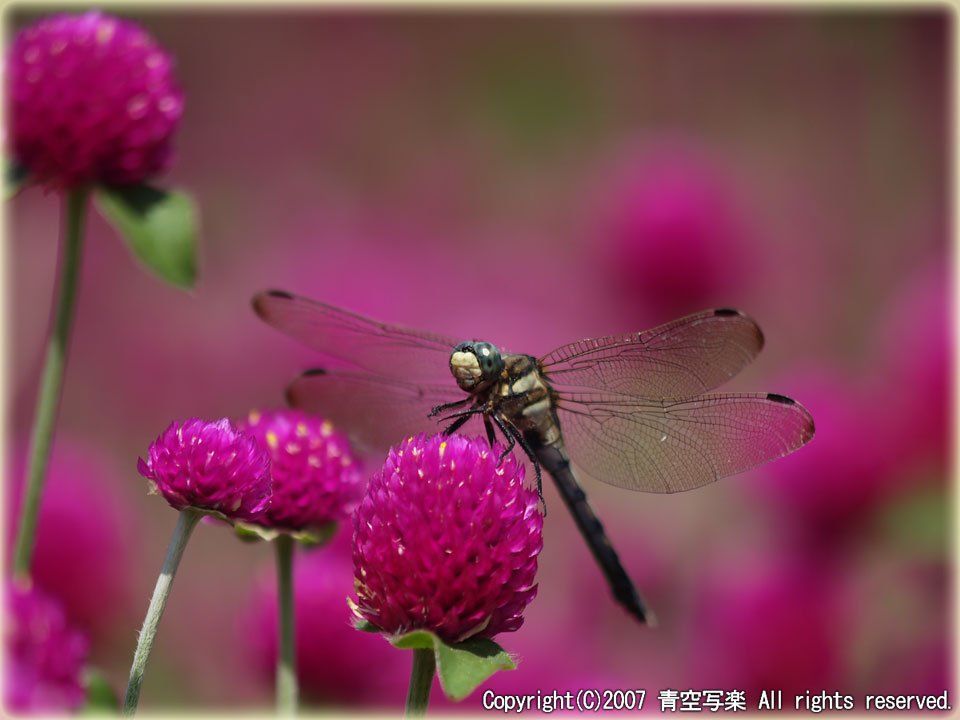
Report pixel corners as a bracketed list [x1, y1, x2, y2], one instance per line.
[440, 406, 484, 435]
[482, 415, 496, 447]
[439, 406, 483, 422]
[429, 398, 469, 418]
[441, 414, 472, 436]
[493, 417, 546, 515]
[515, 429, 546, 515]
[489, 414, 516, 461]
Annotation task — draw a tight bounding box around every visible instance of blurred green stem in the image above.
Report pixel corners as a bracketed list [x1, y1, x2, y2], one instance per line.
[12, 187, 89, 579]
[405, 648, 435, 718]
[123, 507, 203, 716]
[276, 534, 298, 715]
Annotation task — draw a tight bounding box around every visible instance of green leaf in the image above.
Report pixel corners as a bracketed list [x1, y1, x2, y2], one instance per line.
[80, 669, 119, 715]
[352, 617, 383, 633]
[435, 637, 516, 701]
[5, 158, 29, 200]
[391, 629, 437, 650]
[296, 521, 338, 547]
[233, 522, 271, 542]
[390, 629, 516, 702]
[232, 521, 338, 545]
[95, 184, 197, 288]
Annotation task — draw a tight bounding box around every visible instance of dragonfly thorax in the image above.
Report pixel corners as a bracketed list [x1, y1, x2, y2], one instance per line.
[450, 341, 504, 392]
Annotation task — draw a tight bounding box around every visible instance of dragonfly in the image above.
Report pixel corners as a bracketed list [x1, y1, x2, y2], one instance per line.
[252, 290, 815, 625]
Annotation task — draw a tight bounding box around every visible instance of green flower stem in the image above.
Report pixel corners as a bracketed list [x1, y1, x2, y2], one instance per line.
[122, 507, 203, 716]
[12, 187, 89, 579]
[275, 533, 298, 715]
[405, 648, 436, 718]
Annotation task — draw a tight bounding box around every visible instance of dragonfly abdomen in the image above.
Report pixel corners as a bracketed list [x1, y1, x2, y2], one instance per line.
[533, 441, 655, 625]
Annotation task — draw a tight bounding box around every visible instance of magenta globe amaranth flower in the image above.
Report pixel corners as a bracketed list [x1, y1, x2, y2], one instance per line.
[596, 138, 754, 320]
[137, 418, 271, 522]
[4, 583, 90, 713]
[353, 434, 543, 644]
[8, 439, 142, 641]
[239, 409, 363, 532]
[9, 10, 184, 188]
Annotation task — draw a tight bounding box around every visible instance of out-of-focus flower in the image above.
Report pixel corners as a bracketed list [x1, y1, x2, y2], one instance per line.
[867, 262, 950, 478]
[239, 409, 363, 532]
[137, 418, 271, 521]
[4, 583, 90, 713]
[596, 140, 753, 320]
[8, 10, 184, 188]
[353, 434, 542, 643]
[748, 367, 894, 544]
[688, 554, 843, 699]
[245, 535, 407, 707]
[7, 440, 141, 640]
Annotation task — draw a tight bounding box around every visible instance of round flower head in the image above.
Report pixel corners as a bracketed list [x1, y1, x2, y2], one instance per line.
[597, 139, 752, 319]
[8, 10, 184, 188]
[137, 418, 272, 522]
[4, 583, 89, 713]
[353, 434, 543, 644]
[239, 409, 364, 532]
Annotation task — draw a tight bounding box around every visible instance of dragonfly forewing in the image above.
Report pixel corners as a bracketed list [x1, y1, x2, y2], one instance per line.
[540, 308, 764, 397]
[253, 290, 460, 383]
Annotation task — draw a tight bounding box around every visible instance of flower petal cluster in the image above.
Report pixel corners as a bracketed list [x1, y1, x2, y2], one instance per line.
[353, 434, 542, 643]
[240, 409, 363, 532]
[8, 10, 184, 188]
[137, 418, 271, 521]
[4, 583, 89, 713]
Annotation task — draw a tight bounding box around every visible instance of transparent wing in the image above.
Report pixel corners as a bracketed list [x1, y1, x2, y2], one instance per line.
[253, 290, 460, 383]
[287, 368, 469, 456]
[541, 308, 764, 397]
[555, 391, 815, 493]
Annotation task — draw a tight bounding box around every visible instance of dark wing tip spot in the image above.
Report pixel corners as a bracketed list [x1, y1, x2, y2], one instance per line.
[266, 289, 295, 300]
[302, 368, 327, 377]
[713, 307, 764, 350]
[766, 392, 796, 405]
[252, 289, 294, 318]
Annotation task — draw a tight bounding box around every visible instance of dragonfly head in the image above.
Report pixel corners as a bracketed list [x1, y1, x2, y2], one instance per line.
[450, 341, 504, 392]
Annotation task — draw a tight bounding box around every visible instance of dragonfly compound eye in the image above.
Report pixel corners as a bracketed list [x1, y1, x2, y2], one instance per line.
[473, 342, 505, 378]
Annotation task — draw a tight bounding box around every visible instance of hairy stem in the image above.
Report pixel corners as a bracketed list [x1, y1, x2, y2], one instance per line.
[123, 508, 203, 715]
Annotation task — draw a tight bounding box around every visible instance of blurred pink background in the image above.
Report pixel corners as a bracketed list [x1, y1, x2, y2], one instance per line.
[6, 9, 951, 712]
